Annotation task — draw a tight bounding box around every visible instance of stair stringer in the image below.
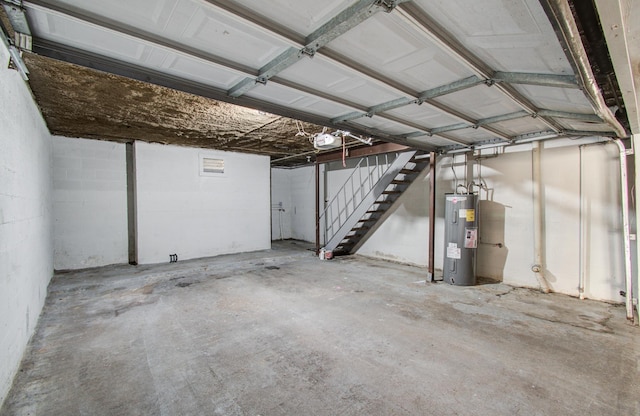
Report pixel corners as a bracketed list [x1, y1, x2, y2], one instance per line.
[323, 150, 417, 252]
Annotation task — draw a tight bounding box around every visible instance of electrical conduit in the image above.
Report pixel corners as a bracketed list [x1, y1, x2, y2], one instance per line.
[579, 144, 586, 299]
[532, 141, 551, 293]
[611, 139, 634, 321]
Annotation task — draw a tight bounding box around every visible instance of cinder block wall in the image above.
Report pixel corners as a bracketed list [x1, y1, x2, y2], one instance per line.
[286, 141, 624, 303]
[52, 136, 128, 270]
[135, 142, 271, 264]
[356, 142, 624, 302]
[0, 61, 53, 403]
[271, 166, 316, 243]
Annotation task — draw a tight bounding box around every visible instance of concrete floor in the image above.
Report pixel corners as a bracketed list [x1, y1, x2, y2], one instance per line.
[2, 241, 638, 416]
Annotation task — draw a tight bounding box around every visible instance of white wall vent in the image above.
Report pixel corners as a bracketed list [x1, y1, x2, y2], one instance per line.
[200, 156, 225, 176]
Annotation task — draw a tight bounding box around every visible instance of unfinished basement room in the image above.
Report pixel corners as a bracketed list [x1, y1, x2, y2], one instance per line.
[1, 0, 639, 415]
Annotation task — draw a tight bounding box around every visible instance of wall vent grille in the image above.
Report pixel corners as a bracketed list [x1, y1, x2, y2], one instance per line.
[201, 157, 224, 175]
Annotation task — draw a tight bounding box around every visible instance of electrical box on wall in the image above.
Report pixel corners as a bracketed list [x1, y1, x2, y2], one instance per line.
[443, 193, 478, 286]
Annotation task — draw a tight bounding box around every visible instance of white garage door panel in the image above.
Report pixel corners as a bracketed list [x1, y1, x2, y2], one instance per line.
[410, 0, 573, 74]
[162, 54, 245, 89]
[445, 128, 495, 143]
[224, 0, 356, 37]
[246, 82, 356, 117]
[408, 135, 453, 147]
[350, 116, 419, 136]
[326, 13, 475, 92]
[491, 117, 552, 137]
[29, 0, 294, 70]
[433, 84, 523, 120]
[26, 4, 248, 90]
[385, 104, 460, 130]
[279, 56, 404, 107]
[515, 85, 598, 114]
[22, 0, 624, 149]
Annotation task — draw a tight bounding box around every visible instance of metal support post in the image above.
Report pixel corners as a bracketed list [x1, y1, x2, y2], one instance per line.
[428, 152, 436, 282]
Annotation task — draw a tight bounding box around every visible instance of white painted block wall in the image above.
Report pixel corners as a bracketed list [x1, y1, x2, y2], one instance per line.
[0, 62, 53, 404]
[52, 137, 128, 270]
[271, 169, 293, 240]
[136, 142, 271, 264]
[307, 141, 625, 302]
[356, 168, 431, 264]
[270, 166, 317, 243]
[290, 166, 316, 242]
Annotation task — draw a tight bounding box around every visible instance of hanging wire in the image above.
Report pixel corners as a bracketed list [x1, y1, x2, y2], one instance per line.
[342, 135, 346, 167]
[294, 120, 308, 137]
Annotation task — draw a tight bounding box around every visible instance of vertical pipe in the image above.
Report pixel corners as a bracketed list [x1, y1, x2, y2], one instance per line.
[579, 145, 586, 299]
[428, 152, 436, 282]
[634, 134, 640, 324]
[126, 142, 138, 265]
[611, 139, 634, 321]
[532, 141, 551, 293]
[315, 161, 320, 254]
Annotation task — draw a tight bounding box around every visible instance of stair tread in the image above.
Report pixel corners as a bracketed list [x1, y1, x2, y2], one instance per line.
[326, 152, 421, 253]
[357, 218, 376, 223]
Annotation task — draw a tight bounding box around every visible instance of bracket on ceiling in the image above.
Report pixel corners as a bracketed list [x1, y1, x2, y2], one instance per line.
[1, 0, 31, 51]
[376, 0, 400, 13]
[300, 47, 316, 58]
[0, 2, 28, 79]
[228, 0, 400, 99]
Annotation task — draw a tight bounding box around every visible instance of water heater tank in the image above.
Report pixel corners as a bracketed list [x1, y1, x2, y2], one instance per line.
[443, 193, 478, 286]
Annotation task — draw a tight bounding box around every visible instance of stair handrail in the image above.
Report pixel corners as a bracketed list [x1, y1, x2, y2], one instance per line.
[320, 152, 397, 243]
